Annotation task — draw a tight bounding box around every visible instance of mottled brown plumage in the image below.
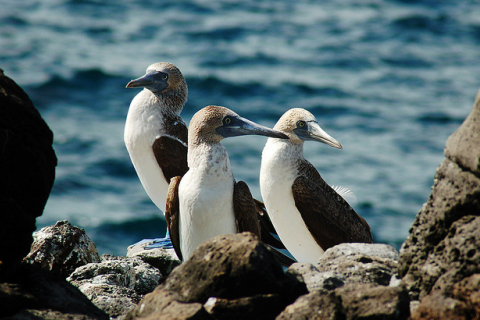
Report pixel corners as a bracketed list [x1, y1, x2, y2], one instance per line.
[152, 123, 188, 184]
[165, 176, 182, 260]
[293, 161, 373, 251]
[125, 62, 188, 213]
[261, 108, 373, 264]
[165, 106, 294, 265]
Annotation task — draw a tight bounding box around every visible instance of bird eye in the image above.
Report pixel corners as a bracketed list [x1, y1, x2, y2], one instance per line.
[224, 117, 232, 124]
[297, 121, 306, 128]
[164, 75, 168, 80]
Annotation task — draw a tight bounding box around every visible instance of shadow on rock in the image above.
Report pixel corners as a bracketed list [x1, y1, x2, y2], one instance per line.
[0, 68, 57, 266]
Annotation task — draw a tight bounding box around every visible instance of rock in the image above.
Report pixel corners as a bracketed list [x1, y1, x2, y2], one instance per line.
[400, 166, 480, 300]
[399, 88, 480, 302]
[24, 220, 100, 278]
[203, 294, 285, 320]
[411, 292, 470, 320]
[410, 273, 480, 320]
[452, 273, 480, 315]
[444, 87, 480, 175]
[68, 254, 162, 318]
[276, 289, 343, 320]
[130, 290, 207, 320]
[0, 262, 108, 319]
[0, 69, 57, 265]
[287, 263, 346, 292]
[288, 243, 399, 292]
[276, 284, 410, 320]
[125, 232, 308, 320]
[319, 242, 399, 261]
[127, 241, 181, 277]
[337, 284, 410, 320]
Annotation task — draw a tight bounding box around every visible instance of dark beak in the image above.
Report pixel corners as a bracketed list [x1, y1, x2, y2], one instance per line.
[216, 116, 289, 139]
[126, 70, 168, 92]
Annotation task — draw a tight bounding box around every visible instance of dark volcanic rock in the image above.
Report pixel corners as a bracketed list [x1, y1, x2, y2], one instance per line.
[125, 232, 308, 320]
[444, 89, 480, 175]
[399, 89, 480, 302]
[337, 284, 410, 320]
[24, 220, 101, 278]
[399, 87, 480, 320]
[277, 284, 410, 320]
[0, 262, 107, 319]
[288, 243, 399, 292]
[276, 289, 344, 320]
[411, 273, 480, 320]
[127, 241, 181, 277]
[68, 254, 162, 318]
[452, 274, 480, 315]
[0, 69, 57, 265]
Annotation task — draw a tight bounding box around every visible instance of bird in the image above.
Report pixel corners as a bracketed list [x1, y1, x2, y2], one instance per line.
[125, 62, 189, 248]
[259, 108, 373, 264]
[165, 105, 294, 264]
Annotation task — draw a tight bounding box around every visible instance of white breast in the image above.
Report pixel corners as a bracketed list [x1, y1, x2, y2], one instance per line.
[260, 139, 324, 264]
[178, 144, 237, 260]
[124, 90, 169, 213]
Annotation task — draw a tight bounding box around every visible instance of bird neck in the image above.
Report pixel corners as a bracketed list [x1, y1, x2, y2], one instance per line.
[266, 138, 305, 160]
[188, 141, 232, 177]
[153, 89, 186, 115]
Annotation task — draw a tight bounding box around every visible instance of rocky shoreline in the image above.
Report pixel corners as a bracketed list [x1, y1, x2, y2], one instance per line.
[1, 70, 480, 319]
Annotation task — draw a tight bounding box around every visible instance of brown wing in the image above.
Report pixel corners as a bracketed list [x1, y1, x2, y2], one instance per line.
[292, 161, 373, 251]
[253, 199, 286, 249]
[165, 176, 183, 261]
[233, 181, 261, 237]
[234, 181, 296, 267]
[152, 121, 188, 183]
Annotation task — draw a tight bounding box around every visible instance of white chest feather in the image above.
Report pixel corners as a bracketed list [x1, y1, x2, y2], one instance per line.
[178, 144, 237, 260]
[260, 139, 324, 264]
[124, 90, 169, 212]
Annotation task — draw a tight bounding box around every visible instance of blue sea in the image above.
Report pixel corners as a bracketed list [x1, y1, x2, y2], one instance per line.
[2, 0, 479, 256]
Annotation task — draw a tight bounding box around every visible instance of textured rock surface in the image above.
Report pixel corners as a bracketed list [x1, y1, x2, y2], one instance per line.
[320, 242, 399, 261]
[398, 88, 480, 320]
[276, 289, 344, 320]
[125, 232, 308, 320]
[410, 273, 480, 320]
[289, 243, 399, 292]
[0, 263, 108, 319]
[127, 241, 181, 277]
[337, 284, 410, 320]
[68, 254, 162, 318]
[0, 69, 57, 265]
[399, 89, 480, 303]
[444, 88, 480, 175]
[277, 284, 410, 320]
[24, 220, 101, 278]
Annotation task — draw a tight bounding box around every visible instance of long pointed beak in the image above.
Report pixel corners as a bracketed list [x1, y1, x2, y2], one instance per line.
[126, 71, 157, 88]
[296, 122, 342, 149]
[217, 116, 289, 139]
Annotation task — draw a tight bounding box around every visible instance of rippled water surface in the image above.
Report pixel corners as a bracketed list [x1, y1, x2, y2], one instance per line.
[2, 0, 479, 255]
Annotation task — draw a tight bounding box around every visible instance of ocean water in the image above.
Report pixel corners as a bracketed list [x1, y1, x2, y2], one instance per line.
[2, 0, 479, 256]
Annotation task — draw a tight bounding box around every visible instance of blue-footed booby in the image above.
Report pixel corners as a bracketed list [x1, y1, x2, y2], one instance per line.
[125, 62, 188, 248]
[260, 108, 373, 264]
[165, 105, 293, 264]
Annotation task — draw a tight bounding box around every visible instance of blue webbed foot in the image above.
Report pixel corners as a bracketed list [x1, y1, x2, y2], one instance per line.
[131, 230, 173, 249]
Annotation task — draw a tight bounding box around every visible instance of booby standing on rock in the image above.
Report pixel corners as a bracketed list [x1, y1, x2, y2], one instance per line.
[260, 108, 373, 264]
[125, 62, 189, 248]
[165, 106, 291, 262]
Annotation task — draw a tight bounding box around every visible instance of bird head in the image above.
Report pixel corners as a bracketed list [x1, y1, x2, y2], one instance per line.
[126, 62, 187, 96]
[189, 106, 289, 144]
[274, 108, 342, 149]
